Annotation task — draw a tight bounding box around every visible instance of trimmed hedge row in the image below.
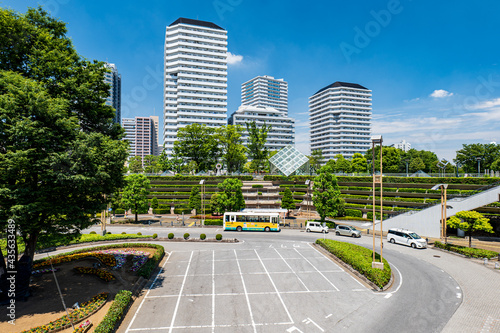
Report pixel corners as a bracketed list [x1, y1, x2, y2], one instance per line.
[316, 239, 391, 288]
[94, 290, 133, 333]
[136, 243, 165, 278]
[344, 209, 363, 218]
[203, 219, 223, 225]
[148, 175, 253, 181]
[434, 241, 498, 258]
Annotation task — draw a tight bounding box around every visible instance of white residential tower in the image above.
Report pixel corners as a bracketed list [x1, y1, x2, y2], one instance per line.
[241, 75, 288, 113]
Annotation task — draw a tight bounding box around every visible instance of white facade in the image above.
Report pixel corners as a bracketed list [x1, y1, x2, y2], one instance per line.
[104, 63, 121, 124]
[122, 116, 161, 159]
[396, 139, 411, 152]
[241, 75, 288, 113]
[309, 82, 371, 161]
[163, 18, 228, 157]
[228, 105, 295, 152]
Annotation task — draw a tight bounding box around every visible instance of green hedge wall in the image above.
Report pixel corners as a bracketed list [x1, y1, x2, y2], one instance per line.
[434, 241, 498, 258]
[345, 209, 363, 218]
[94, 290, 133, 333]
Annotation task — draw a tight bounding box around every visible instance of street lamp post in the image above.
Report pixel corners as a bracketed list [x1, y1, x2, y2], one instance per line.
[405, 159, 409, 177]
[476, 157, 482, 177]
[199, 180, 205, 226]
[371, 135, 384, 269]
[305, 180, 311, 220]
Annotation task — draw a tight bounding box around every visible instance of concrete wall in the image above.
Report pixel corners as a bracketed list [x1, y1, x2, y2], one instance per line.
[382, 185, 500, 238]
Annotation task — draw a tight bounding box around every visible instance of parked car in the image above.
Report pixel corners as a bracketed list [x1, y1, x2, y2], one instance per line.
[387, 228, 427, 249]
[306, 221, 329, 233]
[335, 225, 362, 238]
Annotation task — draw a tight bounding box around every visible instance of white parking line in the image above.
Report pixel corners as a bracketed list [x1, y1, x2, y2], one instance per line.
[274, 248, 310, 292]
[168, 251, 193, 333]
[294, 248, 340, 291]
[255, 249, 294, 324]
[234, 249, 257, 333]
[211, 250, 215, 333]
[125, 252, 172, 333]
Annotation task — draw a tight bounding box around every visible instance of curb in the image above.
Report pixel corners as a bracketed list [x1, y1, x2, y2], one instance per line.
[430, 246, 500, 272]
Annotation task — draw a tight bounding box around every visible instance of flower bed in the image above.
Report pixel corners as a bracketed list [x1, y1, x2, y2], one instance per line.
[73, 320, 92, 333]
[32, 268, 59, 275]
[94, 290, 132, 333]
[22, 293, 108, 333]
[74, 267, 116, 282]
[33, 252, 116, 269]
[94, 249, 149, 272]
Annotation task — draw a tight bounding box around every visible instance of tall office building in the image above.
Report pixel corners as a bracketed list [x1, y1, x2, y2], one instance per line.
[104, 63, 121, 124]
[122, 116, 160, 159]
[228, 105, 295, 152]
[241, 75, 288, 113]
[163, 18, 228, 157]
[309, 82, 371, 161]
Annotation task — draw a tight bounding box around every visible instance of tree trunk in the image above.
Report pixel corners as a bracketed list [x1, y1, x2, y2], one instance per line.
[135, 203, 138, 223]
[468, 229, 472, 248]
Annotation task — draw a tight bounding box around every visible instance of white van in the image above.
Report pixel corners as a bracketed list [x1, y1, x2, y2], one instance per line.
[306, 221, 329, 233]
[386, 228, 427, 249]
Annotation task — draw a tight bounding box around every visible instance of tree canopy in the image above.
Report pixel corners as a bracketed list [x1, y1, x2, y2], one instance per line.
[281, 187, 295, 216]
[246, 121, 271, 173]
[312, 165, 345, 222]
[121, 174, 151, 223]
[173, 123, 219, 172]
[217, 125, 247, 173]
[447, 211, 493, 247]
[217, 178, 245, 213]
[0, 7, 128, 299]
[454, 143, 500, 173]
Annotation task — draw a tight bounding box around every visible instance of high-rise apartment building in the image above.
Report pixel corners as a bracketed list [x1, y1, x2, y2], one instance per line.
[104, 63, 121, 124]
[228, 105, 295, 152]
[163, 18, 228, 157]
[396, 139, 411, 152]
[241, 75, 288, 113]
[309, 82, 371, 161]
[122, 116, 160, 159]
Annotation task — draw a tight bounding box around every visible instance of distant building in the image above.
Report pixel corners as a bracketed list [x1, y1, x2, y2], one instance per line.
[163, 17, 228, 157]
[104, 63, 121, 124]
[228, 105, 295, 152]
[241, 75, 288, 114]
[309, 81, 372, 161]
[396, 139, 411, 152]
[122, 116, 161, 159]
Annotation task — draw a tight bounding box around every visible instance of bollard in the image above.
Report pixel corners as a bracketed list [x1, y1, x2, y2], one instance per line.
[300, 223, 302, 228]
[171, 221, 173, 227]
[484, 258, 488, 266]
[495, 262, 499, 270]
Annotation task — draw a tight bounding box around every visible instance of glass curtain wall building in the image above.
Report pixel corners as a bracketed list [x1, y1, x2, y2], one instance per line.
[104, 63, 121, 124]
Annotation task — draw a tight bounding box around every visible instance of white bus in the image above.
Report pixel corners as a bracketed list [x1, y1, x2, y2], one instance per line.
[223, 212, 281, 232]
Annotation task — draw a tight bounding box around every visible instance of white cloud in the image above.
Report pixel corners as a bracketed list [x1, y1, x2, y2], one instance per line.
[227, 52, 243, 65]
[430, 89, 453, 98]
[471, 97, 500, 110]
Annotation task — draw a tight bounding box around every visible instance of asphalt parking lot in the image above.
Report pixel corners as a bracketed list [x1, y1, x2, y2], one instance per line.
[124, 243, 380, 333]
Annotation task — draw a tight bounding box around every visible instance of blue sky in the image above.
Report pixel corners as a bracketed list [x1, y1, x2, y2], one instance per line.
[3, 0, 500, 161]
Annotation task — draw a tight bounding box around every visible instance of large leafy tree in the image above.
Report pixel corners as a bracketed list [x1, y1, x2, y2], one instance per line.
[334, 154, 352, 173]
[366, 146, 401, 173]
[121, 174, 151, 223]
[143, 155, 161, 174]
[173, 123, 220, 172]
[128, 156, 144, 173]
[312, 165, 345, 222]
[308, 150, 323, 174]
[217, 125, 247, 173]
[281, 188, 295, 216]
[188, 186, 201, 213]
[409, 157, 426, 173]
[158, 149, 184, 174]
[246, 121, 272, 173]
[454, 143, 500, 173]
[0, 8, 128, 299]
[447, 211, 493, 247]
[351, 153, 368, 173]
[217, 178, 245, 212]
[210, 193, 225, 216]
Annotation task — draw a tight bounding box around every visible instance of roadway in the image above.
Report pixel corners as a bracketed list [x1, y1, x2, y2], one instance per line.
[81, 225, 463, 332]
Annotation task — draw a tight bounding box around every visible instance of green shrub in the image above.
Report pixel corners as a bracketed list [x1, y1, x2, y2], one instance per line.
[94, 290, 132, 333]
[114, 208, 125, 214]
[258, 191, 262, 195]
[137, 232, 142, 236]
[200, 234, 206, 240]
[183, 233, 190, 240]
[153, 208, 170, 214]
[345, 209, 362, 218]
[168, 233, 174, 239]
[90, 231, 97, 234]
[216, 234, 222, 241]
[252, 184, 264, 188]
[106, 232, 111, 235]
[153, 233, 158, 239]
[136, 243, 165, 278]
[121, 232, 126, 235]
[434, 241, 498, 258]
[204, 219, 223, 226]
[316, 239, 391, 288]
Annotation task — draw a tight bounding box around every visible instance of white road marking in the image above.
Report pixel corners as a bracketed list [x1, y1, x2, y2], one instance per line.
[168, 251, 193, 333]
[235, 249, 257, 333]
[384, 294, 393, 299]
[325, 314, 333, 319]
[125, 252, 172, 333]
[129, 321, 294, 331]
[274, 248, 310, 292]
[255, 249, 294, 324]
[211, 250, 215, 333]
[302, 317, 324, 332]
[294, 248, 339, 291]
[456, 293, 462, 299]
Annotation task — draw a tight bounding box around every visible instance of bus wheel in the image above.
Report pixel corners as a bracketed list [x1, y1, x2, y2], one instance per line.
[265, 227, 270, 232]
[236, 226, 242, 232]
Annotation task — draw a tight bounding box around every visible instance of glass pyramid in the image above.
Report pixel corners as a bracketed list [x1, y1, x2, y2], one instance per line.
[269, 145, 310, 176]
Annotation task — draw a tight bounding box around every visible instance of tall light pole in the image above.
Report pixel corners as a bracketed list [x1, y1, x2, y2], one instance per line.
[405, 159, 409, 177]
[305, 180, 311, 220]
[371, 135, 384, 269]
[476, 157, 482, 177]
[199, 180, 205, 226]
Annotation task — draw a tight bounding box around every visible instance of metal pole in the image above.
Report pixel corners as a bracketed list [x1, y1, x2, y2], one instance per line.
[444, 187, 447, 243]
[440, 188, 444, 240]
[48, 254, 74, 330]
[372, 143, 376, 263]
[379, 142, 383, 263]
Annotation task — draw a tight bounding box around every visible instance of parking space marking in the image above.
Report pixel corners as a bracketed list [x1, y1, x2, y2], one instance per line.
[168, 251, 193, 333]
[234, 249, 257, 333]
[125, 252, 172, 333]
[255, 249, 294, 324]
[274, 248, 310, 292]
[211, 250, 215, 333]
[294, 248, 340, 291]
